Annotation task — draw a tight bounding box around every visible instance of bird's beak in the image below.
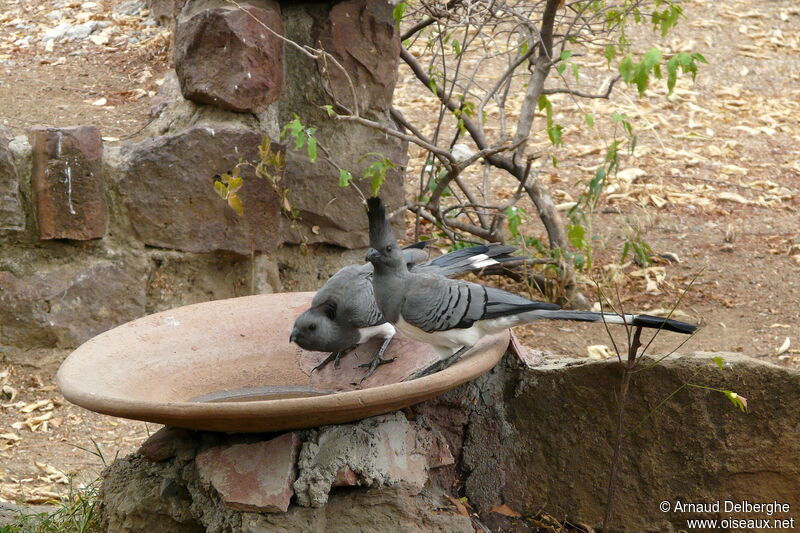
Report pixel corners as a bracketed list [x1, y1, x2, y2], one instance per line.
[365, 248, 380, 263]
[289, 329, 298, 344]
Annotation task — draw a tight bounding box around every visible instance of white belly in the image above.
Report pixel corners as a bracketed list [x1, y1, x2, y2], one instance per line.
[396, 317, 484, 356]
[357, 322, 396, 343]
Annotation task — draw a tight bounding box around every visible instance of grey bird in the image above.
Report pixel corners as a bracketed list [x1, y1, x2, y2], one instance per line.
[290, 240, 525, 379]
[365, 197, 698, 379]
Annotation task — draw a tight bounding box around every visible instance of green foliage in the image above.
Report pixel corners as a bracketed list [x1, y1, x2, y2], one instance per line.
[281, 114, 318, 163]
[359, 153, 396, 196]
[556, 50, 580, 83]
[392, 1, 407, 27]
[666, 52, 707, 94]
[214, 165, 245, 215]
[617, 46, 707, 96]
[338, 169, 353, 188]
[213, 136, 287, 217]
[621, 233, 654, 266]
[537, 95, 564, 147]
[505, 205, 527, 242]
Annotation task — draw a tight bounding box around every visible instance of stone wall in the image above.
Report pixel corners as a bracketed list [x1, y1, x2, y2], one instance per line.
[0, 0, 407, 361]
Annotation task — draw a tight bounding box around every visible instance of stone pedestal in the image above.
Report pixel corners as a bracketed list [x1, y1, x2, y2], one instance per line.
[99, 352, 800, 533]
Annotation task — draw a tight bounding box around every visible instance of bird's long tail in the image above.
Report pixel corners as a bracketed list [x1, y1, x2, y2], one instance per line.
[415, 244, 525, 277]
[521, 310, 697, 334]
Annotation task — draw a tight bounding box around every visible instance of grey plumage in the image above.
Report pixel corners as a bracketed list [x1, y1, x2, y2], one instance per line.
[290, 239, 524, 376]
[365, 196, 698, 378]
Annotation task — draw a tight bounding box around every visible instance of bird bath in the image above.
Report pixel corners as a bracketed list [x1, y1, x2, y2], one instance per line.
[57, 292, 509, 433]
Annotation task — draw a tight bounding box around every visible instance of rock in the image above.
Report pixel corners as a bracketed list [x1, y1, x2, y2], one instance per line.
[174, 2, 283, 113]
[0, 128, 24, 232]
[196, 432, 300, 513]
[147, 0, 187, 26]
[453, 352, 800, 532]
[275, 4, 407, 249]
[115, 125, 284, 254]
[116, 0, 145, 16]
[293, 412, 438, 507]
[0, 257, 146, 349]
[28, 125, 106, 240]
[242, 487, 474, 533]
[279, 120, 407, 249]
[318, 0, 401, 114]
[41, 21, 109, 42]
[144, 249, 268, 314]
[139, 427, 198, 463]
[100, 455, 203, 533]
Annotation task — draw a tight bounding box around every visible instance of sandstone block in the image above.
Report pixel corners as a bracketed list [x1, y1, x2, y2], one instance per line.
[196, 432, 301, 513]
[318, 0, 400, 114]
[0, 257, 146, 349]
[28, 125, 106, 240]
[175, 2, 283, 113]
[0, 128, 25, 232]
[116, 125, 283, 254]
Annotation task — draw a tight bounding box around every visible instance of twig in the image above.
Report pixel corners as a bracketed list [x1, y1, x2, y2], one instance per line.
[602, 325, 643, 532]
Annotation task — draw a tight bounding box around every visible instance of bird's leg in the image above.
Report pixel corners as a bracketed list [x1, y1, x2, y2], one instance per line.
[358, 336, 397, 382]
[405, 345, 472, 381]
[311, 350, 348, 373]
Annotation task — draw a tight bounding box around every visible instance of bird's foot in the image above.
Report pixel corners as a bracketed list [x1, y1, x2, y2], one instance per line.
[404, 346, 471, 381]
[358, 354, 397, 382]
[311, 350, 346, 373]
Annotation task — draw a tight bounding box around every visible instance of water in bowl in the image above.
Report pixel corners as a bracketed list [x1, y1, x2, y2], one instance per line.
[189, 385, 336, 403]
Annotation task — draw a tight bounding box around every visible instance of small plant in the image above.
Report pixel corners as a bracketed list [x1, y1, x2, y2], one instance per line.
[598, 279, 746, 532]
[0, 482, 101, 533]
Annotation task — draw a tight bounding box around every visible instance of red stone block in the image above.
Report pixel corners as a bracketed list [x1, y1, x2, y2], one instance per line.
[318, 0, 401, 113]
[28, 126, 106, 240]
[175, 2, 284, 113]
[196, 432, 300, 513]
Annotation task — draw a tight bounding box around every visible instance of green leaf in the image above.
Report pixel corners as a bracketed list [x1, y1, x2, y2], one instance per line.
[392, 2, 406, 26]
[723, 390, 748, 413]
[560, 50, 573, 61]
[572, 253, 586, 270]
[642, 47, 663, 69]
[712, 356, 725, 370]
[619, 53, 635, 82]
[567, 223, 586, 249]
[548, 124, 564, 146]
[214, 180, 227, 199]
[519, 40, 529, 56]
[452, 38, 462, 55]
[323, 105, 334, 117]
[584, 113, 595, 127]
[604, 45, 616, 66]
[571, 62, 580, 83]
[307, 135, 317, 162]
[227, 193, 244, 215]
[338, 169, 353, 188]
[505, 206, 526, 240]
[227, 176, 243, 194]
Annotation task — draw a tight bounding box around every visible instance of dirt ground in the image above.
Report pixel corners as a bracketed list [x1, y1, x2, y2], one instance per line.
[1, 0, 799, 507]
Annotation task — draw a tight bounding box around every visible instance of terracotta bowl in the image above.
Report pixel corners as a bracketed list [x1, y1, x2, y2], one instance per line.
[57, 292, 509, 433]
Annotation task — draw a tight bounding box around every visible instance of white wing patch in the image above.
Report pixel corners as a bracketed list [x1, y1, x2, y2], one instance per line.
[357, 322, 396, 343]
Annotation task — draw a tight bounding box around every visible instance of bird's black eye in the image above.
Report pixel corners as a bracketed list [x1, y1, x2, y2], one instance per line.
[385, 244, 393, 253]
[308, 324, 316, 332]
